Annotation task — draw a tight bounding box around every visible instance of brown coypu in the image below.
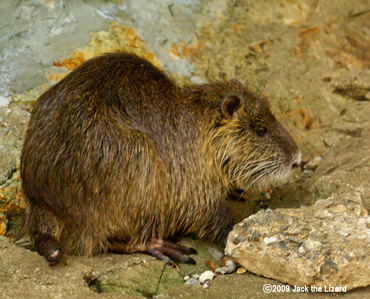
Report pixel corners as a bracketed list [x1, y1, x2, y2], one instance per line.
[20, 51, 301, 265]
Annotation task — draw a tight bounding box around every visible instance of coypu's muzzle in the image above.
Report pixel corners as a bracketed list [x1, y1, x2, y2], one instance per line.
[291, 151, 302, 170]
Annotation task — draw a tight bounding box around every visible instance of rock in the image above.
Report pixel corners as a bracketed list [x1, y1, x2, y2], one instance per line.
[203, 280, 210, 289]
[225, 191, 370, 290]
[215, 259, 238, 275]
[307, 101, 370, 210]
[191, 273, 200, 279]
[185, 278, 201, 287]
[199, 271, 215, 284]
[303, 156, 322, 171]
[236, 267, 247, 274]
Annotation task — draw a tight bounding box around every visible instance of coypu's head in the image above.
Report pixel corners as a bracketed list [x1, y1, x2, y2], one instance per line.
[205, 80, 301, 190]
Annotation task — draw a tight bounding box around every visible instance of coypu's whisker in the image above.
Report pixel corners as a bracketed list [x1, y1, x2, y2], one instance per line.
[216, 158, 275, 190]
[233, 163, 265, 183]
[222, 159, 277, 191]
[244, 162, 284, 190]
[246, 169, 273, 189]
[239, 157, 271, 172]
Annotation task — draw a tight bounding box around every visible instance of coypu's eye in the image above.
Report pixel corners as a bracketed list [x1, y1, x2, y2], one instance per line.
[256, 126, 267, 136]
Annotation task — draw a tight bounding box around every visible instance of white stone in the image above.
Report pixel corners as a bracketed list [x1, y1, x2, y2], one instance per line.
[199, 271, 215, 284]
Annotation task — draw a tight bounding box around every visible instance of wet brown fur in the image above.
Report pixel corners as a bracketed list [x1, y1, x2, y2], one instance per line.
[20, 52, 299, 259]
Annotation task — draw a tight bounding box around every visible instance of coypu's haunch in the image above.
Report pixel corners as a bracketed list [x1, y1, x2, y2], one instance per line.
[20, 52, 301, 265]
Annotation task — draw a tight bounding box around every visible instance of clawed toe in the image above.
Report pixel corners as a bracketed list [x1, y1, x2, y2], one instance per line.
[146, 247, 172, 264]
[145, 239, 197, 265]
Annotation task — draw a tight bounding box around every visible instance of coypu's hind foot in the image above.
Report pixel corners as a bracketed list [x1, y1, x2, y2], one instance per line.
[34, 234, 63, 264]
[145, 239, 197, 265]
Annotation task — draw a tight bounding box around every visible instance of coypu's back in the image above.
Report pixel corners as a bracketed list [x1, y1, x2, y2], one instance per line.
[20, 52, 301, 264]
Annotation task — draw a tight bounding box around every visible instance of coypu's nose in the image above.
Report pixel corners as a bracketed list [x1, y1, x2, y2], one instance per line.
[292, 162, 300, 169]
[291, 152, 302, 169]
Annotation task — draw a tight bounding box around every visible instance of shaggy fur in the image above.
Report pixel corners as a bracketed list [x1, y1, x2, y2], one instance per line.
[20, 52, 300, 262]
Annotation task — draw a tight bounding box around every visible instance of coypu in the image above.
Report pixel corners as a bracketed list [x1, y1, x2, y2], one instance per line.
[20, 52, 301, 265]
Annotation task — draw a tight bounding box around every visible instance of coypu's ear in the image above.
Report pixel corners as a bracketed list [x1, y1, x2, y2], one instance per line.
[221, 94, 241, 120]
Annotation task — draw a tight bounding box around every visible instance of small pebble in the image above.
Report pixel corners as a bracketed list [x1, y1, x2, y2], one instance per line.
[304, 156, 322, 171]
[183, 275, 190, 281]
[203, 280, 210, 289]
[191, 273, 200, 279]
[185, 278, 201, 286]
[323, 137, 336, 147]
[236, 267, 247, 274]
[199, 270, 215, 284]
[215, 260, 237, 275]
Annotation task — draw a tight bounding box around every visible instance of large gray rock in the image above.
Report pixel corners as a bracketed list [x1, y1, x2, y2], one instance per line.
[226, 191, 370, 290]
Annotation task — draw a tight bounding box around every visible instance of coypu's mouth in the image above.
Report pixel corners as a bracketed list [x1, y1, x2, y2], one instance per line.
[238, 151, 302, 190]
